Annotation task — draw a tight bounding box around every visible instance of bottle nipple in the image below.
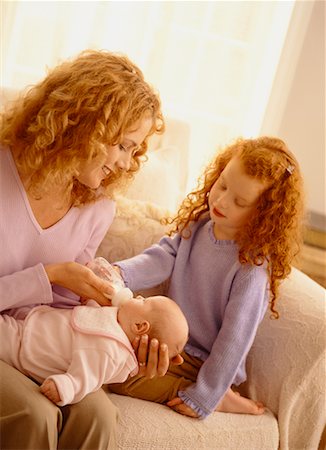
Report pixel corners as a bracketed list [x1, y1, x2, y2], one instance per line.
[111, 287, 133, 306]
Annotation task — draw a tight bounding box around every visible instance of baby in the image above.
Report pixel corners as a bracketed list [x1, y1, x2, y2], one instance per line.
[0, 295, 188, 406]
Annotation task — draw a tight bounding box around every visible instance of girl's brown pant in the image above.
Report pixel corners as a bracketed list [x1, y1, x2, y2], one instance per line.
[0, 361, 119, 450]
[109, 352, 203, 404]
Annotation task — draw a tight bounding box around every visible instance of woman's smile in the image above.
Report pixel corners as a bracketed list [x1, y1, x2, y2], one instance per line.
[102, 165, 111, 176]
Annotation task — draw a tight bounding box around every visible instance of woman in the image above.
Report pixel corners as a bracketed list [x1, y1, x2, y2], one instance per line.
[0, 49, 175, 450]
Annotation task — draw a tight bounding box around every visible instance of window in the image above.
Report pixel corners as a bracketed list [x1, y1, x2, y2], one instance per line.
[1, 0, 295, 189]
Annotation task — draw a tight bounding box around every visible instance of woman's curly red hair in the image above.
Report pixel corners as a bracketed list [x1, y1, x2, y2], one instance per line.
[0, 49, 164, 205]
[167, 136, 305, 318]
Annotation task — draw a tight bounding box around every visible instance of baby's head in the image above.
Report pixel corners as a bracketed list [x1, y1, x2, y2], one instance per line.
[117, 295, 189, 360]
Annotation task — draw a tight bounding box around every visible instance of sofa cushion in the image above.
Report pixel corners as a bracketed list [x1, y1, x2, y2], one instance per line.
[125, 145, 184, 213]
[107, 392, 279, 450]
[96, 196, 170, 263]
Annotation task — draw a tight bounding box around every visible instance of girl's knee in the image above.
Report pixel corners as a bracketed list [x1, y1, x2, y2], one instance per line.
[109, 374, 191, 404]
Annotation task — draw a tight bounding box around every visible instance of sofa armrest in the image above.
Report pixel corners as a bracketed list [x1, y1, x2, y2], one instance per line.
[241, 267, 325, 450]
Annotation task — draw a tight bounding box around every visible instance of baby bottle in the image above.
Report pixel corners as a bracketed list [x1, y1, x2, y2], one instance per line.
[87, 257, 133, 306]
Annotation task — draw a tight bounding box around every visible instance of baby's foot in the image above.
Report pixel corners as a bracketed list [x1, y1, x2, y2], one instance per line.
[215, 388, 265, 415]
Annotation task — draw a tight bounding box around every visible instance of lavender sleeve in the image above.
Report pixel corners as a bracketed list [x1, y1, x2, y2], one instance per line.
[178, 267, 268, 419]
[115, 234, 181, 291]
[0, 264, 53, 313]
[1, 199, 116, 316]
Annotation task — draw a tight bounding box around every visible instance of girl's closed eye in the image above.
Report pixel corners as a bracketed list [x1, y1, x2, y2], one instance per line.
[235, 199, 247, 208]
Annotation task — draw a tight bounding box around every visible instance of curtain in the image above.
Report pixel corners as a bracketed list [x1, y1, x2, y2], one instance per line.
[1, 0, 295, 189]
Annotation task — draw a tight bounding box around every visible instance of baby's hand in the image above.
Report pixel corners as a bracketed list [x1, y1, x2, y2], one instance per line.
[40, 379, 61, 404]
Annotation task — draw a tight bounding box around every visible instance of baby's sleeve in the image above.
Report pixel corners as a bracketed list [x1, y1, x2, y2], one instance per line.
[46, 347, 124, 406]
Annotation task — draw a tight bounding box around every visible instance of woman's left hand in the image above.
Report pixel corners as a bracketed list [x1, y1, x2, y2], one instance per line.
[166, 397, 199, 418]
[132, 335, 184, 378]
[132, 335, 167, 378]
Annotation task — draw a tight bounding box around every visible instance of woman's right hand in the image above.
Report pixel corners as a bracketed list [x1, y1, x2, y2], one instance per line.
[44, 262, 115, 306]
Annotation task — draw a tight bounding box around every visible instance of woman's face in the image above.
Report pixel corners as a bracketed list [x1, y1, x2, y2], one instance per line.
[76, 115, 153, 189]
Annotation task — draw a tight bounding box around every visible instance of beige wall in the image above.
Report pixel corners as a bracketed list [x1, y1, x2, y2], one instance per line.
[261, 0, 325, 229]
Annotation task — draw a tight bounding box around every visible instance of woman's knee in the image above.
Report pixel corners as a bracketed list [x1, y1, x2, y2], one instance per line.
[0, 362, 61, 449]
[58, 388, 119, 450]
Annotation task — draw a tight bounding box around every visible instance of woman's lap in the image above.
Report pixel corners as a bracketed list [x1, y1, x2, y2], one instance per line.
[0, 361, 60, 449]
[0, 361, 119, 450]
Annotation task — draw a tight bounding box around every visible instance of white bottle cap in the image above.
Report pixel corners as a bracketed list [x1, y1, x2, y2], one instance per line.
[111, 288, 133, 306]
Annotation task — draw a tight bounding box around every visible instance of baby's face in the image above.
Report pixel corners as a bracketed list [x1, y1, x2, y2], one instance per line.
[119, 295, 153, 315]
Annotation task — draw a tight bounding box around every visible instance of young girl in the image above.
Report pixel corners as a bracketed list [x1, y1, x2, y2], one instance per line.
[109, 136, 304, 419]
[0, 49, 170, 449]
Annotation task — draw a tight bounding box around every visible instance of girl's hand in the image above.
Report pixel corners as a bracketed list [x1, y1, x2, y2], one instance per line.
[132, 335, 184, 378]
[167, 397, 199, 418]
[45, 262, 114, 306]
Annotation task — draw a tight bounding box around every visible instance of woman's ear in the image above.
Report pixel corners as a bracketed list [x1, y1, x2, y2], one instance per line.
[131, 320, 150, 335]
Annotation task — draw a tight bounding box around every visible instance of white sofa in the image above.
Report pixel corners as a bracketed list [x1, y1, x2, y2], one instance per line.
[1, 88, 325, 449]
[96, 120, 326, 450]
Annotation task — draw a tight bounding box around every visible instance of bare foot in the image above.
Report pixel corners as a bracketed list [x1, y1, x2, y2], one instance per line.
[215, 388, 264, 415]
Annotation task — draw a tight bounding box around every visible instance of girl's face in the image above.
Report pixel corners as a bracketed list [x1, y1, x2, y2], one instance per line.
[208, 157, 267, 240]
[76, 115, 153, 189]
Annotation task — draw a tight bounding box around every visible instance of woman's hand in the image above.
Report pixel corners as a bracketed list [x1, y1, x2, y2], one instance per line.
[44, 262, 114, 306]
[167, 397, 199, 418]
[132, 335, 184, 378]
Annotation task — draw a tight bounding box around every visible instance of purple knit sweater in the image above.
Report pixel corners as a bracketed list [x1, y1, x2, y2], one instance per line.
[116, 218, 269, 418]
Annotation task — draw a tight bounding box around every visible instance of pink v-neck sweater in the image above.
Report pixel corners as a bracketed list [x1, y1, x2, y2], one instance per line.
[0, 147, 115, 319]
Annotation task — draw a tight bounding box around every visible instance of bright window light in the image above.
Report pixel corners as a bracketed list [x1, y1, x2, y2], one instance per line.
[1, 0, 295, 191]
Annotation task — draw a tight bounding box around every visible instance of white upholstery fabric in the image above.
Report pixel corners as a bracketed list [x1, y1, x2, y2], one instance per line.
[123, 117, 190, 213]
[107, 392, 279, 450]
[96, 196, 169, 263]
[124, 145, 184, 213]
[242, 268, 326, 450]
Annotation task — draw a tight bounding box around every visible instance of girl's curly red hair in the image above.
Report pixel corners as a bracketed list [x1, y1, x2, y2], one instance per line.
[0, 49, 164, 205]
[168, 137, 305, 318]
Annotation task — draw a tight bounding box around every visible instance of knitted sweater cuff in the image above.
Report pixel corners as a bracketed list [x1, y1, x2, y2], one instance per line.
[178, 390, 211, 419]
